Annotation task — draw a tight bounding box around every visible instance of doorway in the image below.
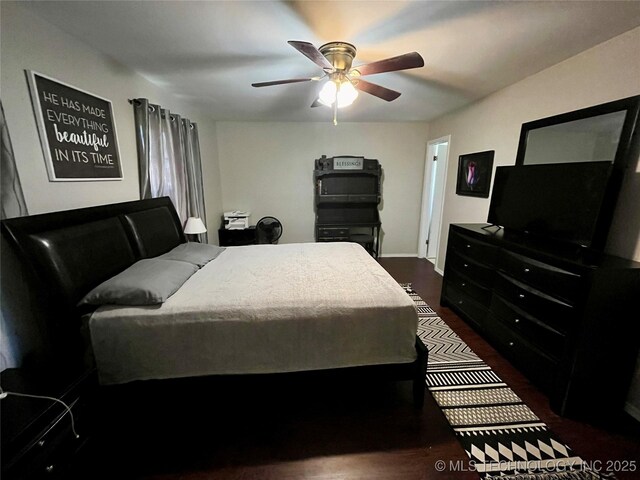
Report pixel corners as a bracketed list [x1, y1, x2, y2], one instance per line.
[418, 136, 450, 272]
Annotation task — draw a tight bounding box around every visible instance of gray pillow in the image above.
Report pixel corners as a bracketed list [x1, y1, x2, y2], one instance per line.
[78, 258, 198, 306]
[157, 242, 225, 268]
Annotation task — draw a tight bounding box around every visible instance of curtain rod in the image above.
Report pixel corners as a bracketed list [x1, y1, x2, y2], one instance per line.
[127, 99, 197, 129]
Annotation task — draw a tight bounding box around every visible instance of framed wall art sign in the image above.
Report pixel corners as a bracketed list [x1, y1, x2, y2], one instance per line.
[456, 150, 494, 198]
[26, 70, 122, 181]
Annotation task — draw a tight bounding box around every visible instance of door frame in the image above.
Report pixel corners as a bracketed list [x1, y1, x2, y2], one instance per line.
[417, 135, 450, 273]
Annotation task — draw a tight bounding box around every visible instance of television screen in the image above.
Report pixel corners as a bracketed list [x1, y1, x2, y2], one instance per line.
[487, 162, 613, 248]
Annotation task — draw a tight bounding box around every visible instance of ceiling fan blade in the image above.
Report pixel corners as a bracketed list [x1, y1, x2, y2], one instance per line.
[352, 52, 424, 76]
[252, 78, 314, 87]
[288, 41, 333, 70]
[354, 79, 401, 102]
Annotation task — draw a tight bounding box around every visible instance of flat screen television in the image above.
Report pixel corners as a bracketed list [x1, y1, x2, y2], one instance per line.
[487, 161, 616, 249]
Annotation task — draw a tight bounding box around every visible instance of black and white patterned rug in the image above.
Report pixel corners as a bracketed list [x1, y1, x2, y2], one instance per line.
[403, 284, 611, 480]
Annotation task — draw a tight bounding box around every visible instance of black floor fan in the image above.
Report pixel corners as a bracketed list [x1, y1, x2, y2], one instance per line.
[256, 216, 283, 244]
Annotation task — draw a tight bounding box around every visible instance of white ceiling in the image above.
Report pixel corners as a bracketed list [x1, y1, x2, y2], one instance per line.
[21, 0, 640, 122]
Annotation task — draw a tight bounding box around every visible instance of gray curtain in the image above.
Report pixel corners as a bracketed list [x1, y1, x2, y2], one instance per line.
[133, 98, 208, 243]
[1, 100, 28, 220]
[1, 99, 29, 370]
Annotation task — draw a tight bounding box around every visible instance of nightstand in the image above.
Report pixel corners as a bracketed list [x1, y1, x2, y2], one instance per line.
[1, 364, 98, 479]
[218, 227, 256, 246]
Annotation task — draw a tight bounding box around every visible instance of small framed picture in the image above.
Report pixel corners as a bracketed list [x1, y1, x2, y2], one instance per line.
[456, 150, 494, 198]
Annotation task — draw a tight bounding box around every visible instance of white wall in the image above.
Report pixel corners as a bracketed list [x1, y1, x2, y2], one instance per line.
[0, 2, 223, 231]
[216, 122, 429, 255]
[428, 26, 640, 271]
[428, 27, 640, 418]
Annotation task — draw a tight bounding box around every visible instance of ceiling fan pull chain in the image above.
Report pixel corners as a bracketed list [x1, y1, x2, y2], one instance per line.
[333, 85, 338, 125]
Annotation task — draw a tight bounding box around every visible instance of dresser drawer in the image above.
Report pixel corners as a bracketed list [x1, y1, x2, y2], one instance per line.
[499, 250, 581, 303]
[494, 273, 574, 331]
[490, 294, 566, 358]
[348, 194, 379, 203]
[443, 285, 487, 330]
[317, 227, 349, 240]
[449, 230, 499, 266]
[446, 269, 492, 306]
[484, 315, 557, 392]
[448, 251, 495, 286]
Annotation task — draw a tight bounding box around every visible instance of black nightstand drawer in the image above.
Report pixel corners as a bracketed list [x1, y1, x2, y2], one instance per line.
[448, 251, 496, 286]
[494, 273, 574, 330]
[2, 367, 97, 480]
[499, 250, 581, 303]
[444, 285, 487, 330]
[8, 404, 84, 480]
[490, 294, 566, 357]
[449, 230, 499, 266]
[446, 269, 492, 306]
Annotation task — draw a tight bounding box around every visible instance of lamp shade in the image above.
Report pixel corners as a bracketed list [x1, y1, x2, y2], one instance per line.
[318, 79, 358, 108]
[184, 217, 207, 234]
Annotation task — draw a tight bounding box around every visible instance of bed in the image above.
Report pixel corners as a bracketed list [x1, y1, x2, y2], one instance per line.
[1, 197, 427, 406]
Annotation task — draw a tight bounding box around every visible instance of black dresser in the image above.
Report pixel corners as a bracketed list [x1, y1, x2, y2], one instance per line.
[441, 224, 640, 421]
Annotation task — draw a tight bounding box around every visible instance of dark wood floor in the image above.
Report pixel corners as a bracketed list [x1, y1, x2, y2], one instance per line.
[73, 258, 639, 480]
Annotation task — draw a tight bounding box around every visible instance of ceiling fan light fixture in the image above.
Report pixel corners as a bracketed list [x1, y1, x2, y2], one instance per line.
[338, 81, 358, 108]
[252, 40, 424, 120]
[318, 79, 337, 107]
[318, 79, 358, 108]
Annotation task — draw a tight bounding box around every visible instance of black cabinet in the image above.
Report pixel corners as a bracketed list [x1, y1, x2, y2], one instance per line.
[314, 156, 382, 257]
[441, 224, 640, 421]
[1, 365, 98, 479]
[218, 227, 256, 246]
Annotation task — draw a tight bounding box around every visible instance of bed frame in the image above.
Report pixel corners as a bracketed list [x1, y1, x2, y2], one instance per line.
[1, 197, 427, 407]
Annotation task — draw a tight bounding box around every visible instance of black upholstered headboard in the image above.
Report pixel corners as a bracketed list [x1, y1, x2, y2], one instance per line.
[1, 197, 186, 311]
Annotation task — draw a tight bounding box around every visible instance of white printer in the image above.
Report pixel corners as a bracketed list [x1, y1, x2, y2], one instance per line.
[223, 211, 250, 230]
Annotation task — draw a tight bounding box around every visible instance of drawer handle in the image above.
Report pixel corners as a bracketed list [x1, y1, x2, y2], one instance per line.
[514, 318, 520, 324]
[508, 342, 515, 347]
[518, 294, 525, 299]
[524, 268, 530, 273]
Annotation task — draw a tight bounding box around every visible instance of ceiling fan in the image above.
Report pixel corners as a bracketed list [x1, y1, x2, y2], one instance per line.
[252, 41, 424, 124]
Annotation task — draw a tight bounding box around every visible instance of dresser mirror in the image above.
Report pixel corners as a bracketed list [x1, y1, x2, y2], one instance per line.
[515, 95, 640, 171]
